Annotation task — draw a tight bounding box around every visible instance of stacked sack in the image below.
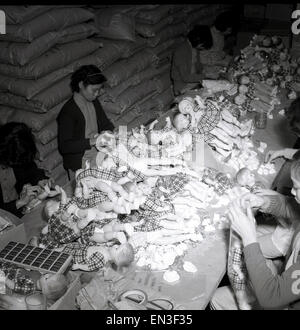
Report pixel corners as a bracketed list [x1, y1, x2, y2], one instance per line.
[131, 4, 188, 127]
[90, 5, 168, 129]
[0, 6, 101, 186]
[91, 4, 229, 129]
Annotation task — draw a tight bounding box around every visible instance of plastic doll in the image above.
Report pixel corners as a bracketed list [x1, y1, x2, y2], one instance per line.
[1, 259, 68, 300]
[235, 167, 256, 190]
[16, 179, 60, 213]
[59, 242, 135, 271]
[235, 167, 266, 192]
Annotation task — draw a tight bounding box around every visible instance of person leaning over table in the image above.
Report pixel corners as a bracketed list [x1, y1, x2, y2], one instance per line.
[57, 65, 114, 179]
[171, 25, 209, 96]
[210, 159, 300, 310]
[264, 97, 300, 195]
[0, 122, 49, 218]
[171, 13, 237, 96]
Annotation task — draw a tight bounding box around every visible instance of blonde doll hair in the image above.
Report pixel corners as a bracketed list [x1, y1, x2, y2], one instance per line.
[44, 199, 60, 218]
[114, 243, 135, 267]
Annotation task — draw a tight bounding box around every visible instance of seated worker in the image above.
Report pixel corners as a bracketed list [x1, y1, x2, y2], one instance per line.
[209, 10, 239, 54]
[0, 122, 48, 217]
[171, 11, 238, 96]
[57, 65, 114, 178]
[194, 11, 239, 79]
[171, 25, 209, 96]
[210, 159, 300, 310]
[264, 98, 300, 195]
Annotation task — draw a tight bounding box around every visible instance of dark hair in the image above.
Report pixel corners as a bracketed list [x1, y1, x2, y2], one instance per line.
[286, 98, 300, 136]
[70, 65, 107, 93]
[214, 11, 236, 33]
[0, 122, 38, 167]
[187, 25, 213, 49]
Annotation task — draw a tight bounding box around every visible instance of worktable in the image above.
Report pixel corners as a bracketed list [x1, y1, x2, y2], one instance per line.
[21, 93, 297, 310]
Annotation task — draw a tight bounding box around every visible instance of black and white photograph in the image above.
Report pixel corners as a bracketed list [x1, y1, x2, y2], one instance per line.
[0, 3, 299, 316]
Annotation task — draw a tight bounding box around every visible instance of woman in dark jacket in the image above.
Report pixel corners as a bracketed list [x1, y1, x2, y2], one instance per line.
[0, 122, 48, 217]
[57, 65, 114, 175]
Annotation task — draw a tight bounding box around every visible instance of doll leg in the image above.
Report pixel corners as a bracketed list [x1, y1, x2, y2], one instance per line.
[92, 231, 127, 244]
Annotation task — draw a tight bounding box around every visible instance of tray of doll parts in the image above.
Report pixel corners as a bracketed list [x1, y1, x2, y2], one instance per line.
[0, 241, 73, 274]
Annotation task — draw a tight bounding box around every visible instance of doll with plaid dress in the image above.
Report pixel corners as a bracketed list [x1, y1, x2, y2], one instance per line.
[0, 259, 68, 307]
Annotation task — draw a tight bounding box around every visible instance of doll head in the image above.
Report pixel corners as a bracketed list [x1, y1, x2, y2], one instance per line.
[39, 273, 69, 301]
[44, 199, 60, 218]
[236, 168, 256, 188]
[178, 97, 195, 115]
[137, 177, 157, 195]
[110, 243, 135, 267]
[96, 131, 116, 153]
[173, 113, 190, 132]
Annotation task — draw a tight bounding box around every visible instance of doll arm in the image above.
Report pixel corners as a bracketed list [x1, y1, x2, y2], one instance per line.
[148, 119, 159, 131]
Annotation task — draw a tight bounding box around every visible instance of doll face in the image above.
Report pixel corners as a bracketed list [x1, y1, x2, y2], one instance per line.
[44, 200, 60, 218]
[173, 114, 190, 132]
[39, 273, 68, 300]
[236, 168, 255, 188]
[178, 98, 195, 114]
[110, 244, 133, 267]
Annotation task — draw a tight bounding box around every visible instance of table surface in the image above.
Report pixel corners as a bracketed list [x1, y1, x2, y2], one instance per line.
[21, 96, 297, 310]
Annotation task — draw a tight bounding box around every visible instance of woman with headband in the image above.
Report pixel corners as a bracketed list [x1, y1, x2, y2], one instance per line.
[57, 65, 114, 179]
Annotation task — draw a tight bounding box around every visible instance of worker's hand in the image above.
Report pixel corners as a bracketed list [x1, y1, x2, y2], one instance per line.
[264, 148, 297, 163]
[228, 202, 257, 247]
[239, 192, 268, 210]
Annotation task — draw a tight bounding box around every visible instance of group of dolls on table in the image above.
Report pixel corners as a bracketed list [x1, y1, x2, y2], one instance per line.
[226, 34, 300, 118]
[1, 75, 286, 309]
[33, 87, 270, 264]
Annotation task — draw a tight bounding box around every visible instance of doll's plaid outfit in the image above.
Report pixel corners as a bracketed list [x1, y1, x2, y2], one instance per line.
[74, 165, 146, 209]
[228, 246, 248, 291]
[39, 213, 80, 249]
[62, 242, 106, 271]
[190, 100, 220, 138]
[126, 173, 190, 232]
[0, 260, 36, 294]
